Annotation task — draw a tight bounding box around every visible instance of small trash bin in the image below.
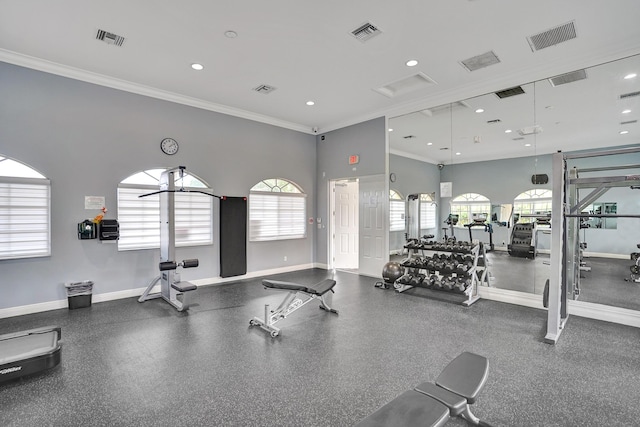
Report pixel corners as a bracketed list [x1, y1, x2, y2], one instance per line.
[65, 281, 94, 309]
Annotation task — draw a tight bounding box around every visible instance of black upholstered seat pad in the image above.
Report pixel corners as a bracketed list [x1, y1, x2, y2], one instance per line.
[262, 279, 336, 295]
[355, 390, 449, 427]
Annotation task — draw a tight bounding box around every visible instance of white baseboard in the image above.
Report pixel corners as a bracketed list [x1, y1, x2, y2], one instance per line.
[583, 252, 629, 260]
[0, 263, 318, 319]
[479, 286, 640, 329]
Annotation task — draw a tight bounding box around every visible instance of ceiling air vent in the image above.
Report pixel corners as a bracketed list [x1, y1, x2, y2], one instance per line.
[512, 137, 525, 141]
[620, 120, 637, 125]
[403, 135, 416, 139]
[549, 69, 587, 87]
[350, 22, 381, 42]
[495, 86, 525, 99]
[527, 21, 576, 52]
[421, 101, 470, 116]
[518, 125, 543, 136]
[253, 84, 277, 94]
[620, 91, 640, 99]
[96, 29, 125, 46]
[459, 51, 501, 72]
[373, 72, 436, 98]
[487, 119, 502, 124]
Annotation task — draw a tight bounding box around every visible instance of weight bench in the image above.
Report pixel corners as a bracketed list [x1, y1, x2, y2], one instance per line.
[249, 278, 338, 337]
[355, 352, 491, 427]
[0, 326, 62, 383]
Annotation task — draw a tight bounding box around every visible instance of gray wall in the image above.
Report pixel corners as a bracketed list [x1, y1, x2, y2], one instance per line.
[388, 154, 441, 252]
[0, 62, 316, 309]
[315, 118, 386, 265]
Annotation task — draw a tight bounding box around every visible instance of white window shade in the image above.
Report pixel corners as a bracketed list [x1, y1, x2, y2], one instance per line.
[117, 186, 213, 250]
[249, 192, 306, 241]
[420, 202, 436, 229]
[0, 179, 51, 260]
[389, 200, 405, 231]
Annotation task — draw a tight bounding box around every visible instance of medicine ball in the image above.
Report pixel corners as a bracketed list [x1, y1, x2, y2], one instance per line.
[382, 261, 405, 284]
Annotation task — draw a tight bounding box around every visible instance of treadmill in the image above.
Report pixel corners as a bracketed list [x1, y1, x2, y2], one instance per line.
[0, 326, 62, 383]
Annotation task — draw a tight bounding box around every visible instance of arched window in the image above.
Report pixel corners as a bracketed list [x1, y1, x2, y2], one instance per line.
[450, 193, 491, 226]
[419, 193, 437, 230]
[117, 168, 213, 250]
[0, 155, 50, 260]
[389, 189, 405, 232]
[250, 178, 306, 241]
[514, 189, 552, 225]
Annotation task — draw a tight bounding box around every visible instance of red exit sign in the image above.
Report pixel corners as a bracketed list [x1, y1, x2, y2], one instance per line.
[349, 155, 359, 165]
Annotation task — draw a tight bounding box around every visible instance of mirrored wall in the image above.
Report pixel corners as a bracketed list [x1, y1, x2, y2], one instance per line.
[388, 54, 640, 312]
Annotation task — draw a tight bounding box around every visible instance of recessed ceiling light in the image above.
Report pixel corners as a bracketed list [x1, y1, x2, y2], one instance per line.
[191, 63, 204, 71]
[624, 73, 637, 79]
[524, 143, 532, 147]
[619, 130, 629, 134]
[388, 128, 393, 132]
[455, 152, 461, 156]
[475, 108, 484, 113]
[427, 142, 433, 146]
[224, 30, 238, 38]
[622, 109, 632, 114]
[505, 129, 512, 133]
[306, 101, 315, 106]
[406, 59, 418, 67]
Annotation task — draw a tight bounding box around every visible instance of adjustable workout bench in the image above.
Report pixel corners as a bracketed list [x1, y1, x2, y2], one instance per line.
[249, 278, 338, 337]
[355, 352, 491, 427]
[0, 326, 62, 383]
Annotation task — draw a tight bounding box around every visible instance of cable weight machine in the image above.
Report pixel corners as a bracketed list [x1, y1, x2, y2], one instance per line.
[545, 147, 640, 344]
[138, 166, 220, 312]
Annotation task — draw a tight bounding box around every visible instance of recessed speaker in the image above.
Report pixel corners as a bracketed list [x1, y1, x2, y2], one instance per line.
[532, 174, 549, 185]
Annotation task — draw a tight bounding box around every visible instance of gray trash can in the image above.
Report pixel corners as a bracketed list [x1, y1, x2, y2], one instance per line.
[65, 280, 94, 309]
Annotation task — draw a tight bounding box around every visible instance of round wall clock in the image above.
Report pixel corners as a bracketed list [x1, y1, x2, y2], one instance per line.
[160, 138, 179, 155]
[389, 172, 397, 183]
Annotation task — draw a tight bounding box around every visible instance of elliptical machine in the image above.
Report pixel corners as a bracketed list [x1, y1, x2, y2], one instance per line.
[626, 244, 640, 283]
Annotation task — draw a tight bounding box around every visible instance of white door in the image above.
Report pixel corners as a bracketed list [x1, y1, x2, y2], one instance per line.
[359, 175, 387, 278]
[333, 180, 359, 269]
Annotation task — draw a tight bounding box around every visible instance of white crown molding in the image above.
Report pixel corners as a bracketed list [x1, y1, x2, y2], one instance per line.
[0, 49, 314, 135]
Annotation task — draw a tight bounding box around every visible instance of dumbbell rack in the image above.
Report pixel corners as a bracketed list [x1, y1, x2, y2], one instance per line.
[395, 241, 491, 306]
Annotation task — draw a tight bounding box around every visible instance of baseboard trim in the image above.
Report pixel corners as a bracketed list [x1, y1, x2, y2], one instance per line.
[0, 263, 317, 319]
[478, 286, 640, 329]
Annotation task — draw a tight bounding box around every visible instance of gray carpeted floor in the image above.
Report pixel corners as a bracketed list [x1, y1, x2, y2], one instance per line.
[1, 269, 639, 426]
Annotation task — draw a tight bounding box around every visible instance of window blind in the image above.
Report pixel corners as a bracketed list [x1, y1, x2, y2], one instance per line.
[249, 192, 306, 241]
[117, 186, 213, 250]
[0, 179, 50, 260]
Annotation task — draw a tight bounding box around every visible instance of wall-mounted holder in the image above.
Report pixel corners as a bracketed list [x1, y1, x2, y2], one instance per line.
[77, 220, 97, 239]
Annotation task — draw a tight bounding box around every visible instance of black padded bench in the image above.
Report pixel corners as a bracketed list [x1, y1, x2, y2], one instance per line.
[355, 352, 491, 426]
[249, 278, 338, 337]
[0, 326, 62, 383]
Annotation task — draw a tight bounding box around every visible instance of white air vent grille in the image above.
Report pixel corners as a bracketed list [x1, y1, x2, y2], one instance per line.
[373, 72, 436, 98]
[518, 125, 543, 136]
[527, 21, 576, 51]
[620, 91, 640, 99]
[351, 22, 381, 42]
[460, 51, 501, 72]
[421, 101, 470, 117]
[549, 69, 587, 87]
[96, 29, 125, 46]
[495, 86, 525, 99]
[253, 84, 277, 94]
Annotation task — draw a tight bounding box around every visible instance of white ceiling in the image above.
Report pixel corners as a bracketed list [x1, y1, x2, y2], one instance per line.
[1, 0, 640, 162]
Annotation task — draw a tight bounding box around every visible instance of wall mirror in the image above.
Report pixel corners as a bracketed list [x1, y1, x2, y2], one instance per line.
[388, 53, 640, 314]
